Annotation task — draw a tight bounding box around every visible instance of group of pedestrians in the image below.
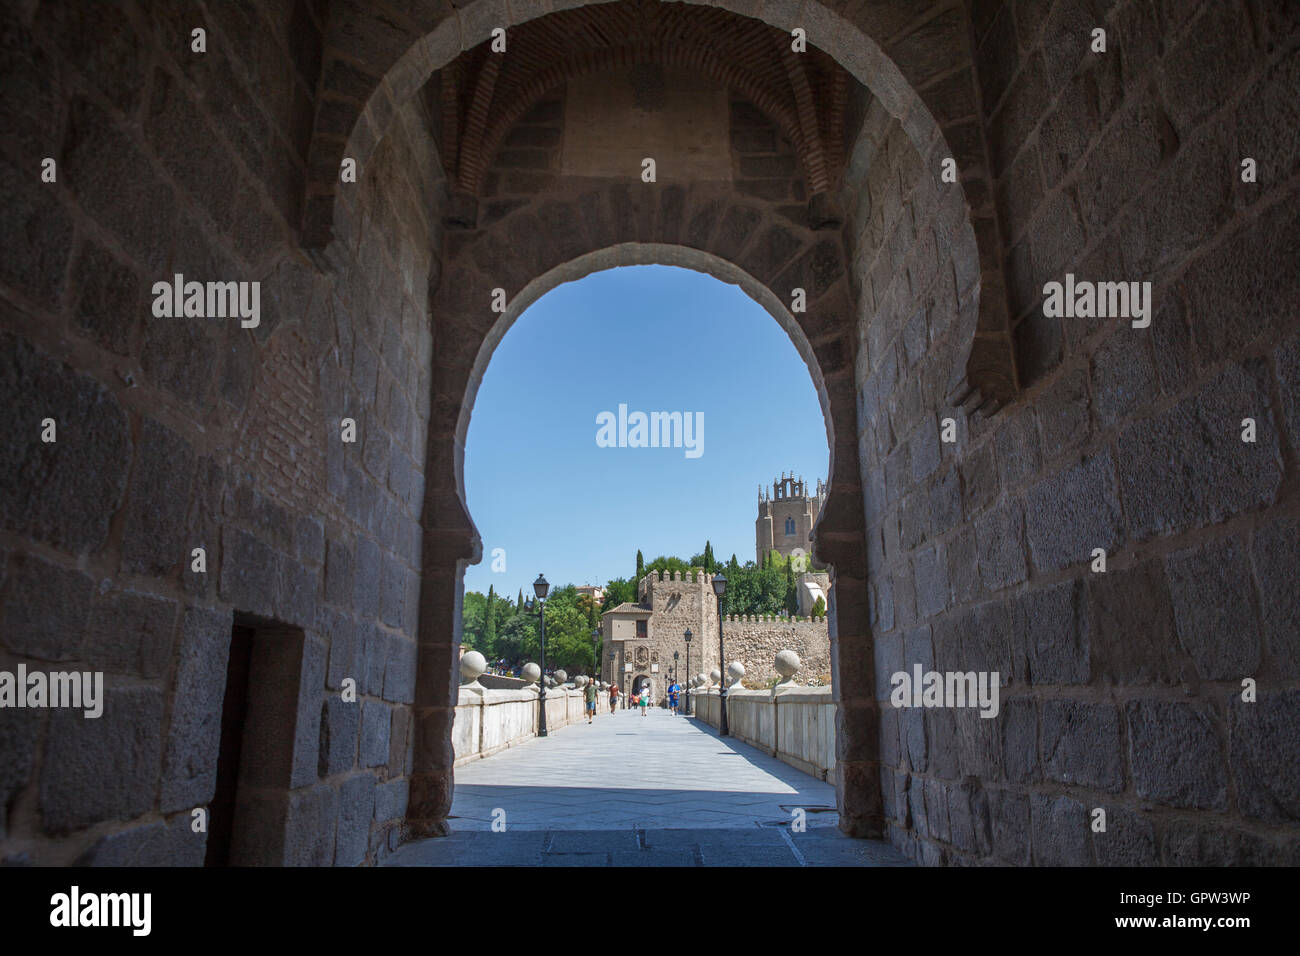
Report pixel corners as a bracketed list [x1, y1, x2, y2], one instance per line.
[583, 679, 687, 723]
[598, 681, 684, 716]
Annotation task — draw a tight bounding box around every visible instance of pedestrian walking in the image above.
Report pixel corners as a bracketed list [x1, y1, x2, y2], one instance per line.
[639, 687, 649, 717]
[609, 683, 619, 713]
[668, 681, 680, 716]
[584, 678, 598, 723]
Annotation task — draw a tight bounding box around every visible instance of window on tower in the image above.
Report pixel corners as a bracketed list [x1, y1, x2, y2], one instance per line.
[785, 517, 795, 535]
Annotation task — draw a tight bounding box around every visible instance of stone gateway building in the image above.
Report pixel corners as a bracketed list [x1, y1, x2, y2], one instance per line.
[1, 0, 1297, 867]
[600, 569, 831, 700]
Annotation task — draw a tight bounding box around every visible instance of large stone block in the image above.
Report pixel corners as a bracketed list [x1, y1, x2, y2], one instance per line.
[1252, 516, 1300, 675]
[1126, 699, 1226, 810]
[122, 417, 197, 576]
[282, 784, 339, 866]
[975, 501, 1027, 593]
[1041, 699, 1123, 791]
[1, 554, 94, 660]
[1029, 792, 1091, 866]
[0, 707, 40, 839]
[1161, 822, 1278, 866]
[1009, 579, 1088, 685]
[361, 700, 392, 768]
[989, 787, 1030, 864]
[1228, 690, 1300, 824]
[1025, 450, 1122, 573]
[1087, 558, 1189, 685]
[68, 238, 141, 355]
[1000, 696, 1038, 783]
[40, 685, 164, 833]
[1165, 535, 1261, 681]
[1117, 362, 1282, 541]
[84, 589, 177, 678]
[76, 816, 206, 867]
[1090, 806, 1157, 866]
[912, 545, 949, 619]
[0, 335, 131, 555]
[335, 772, 376, 866]
[219, 527, 278, 618]
[0, 152, 74, 311]
[319, 695, 360, 778]
[161, 606, 234, 812]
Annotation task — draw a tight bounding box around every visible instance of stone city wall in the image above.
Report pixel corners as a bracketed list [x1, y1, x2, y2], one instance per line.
[721, 617, 831, 684]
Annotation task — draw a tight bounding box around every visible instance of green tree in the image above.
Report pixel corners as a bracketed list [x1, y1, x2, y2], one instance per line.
[703, 540, 716, 571]
[602, 577, 637, 608]
[811, 595, 827, 618]
[516, 588, 524, 612]
[784, 561, 798, 616]
[636, 549, 645, 581]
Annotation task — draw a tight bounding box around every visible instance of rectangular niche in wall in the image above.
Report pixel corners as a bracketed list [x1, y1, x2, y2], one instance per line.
[204, 617, 308, 867]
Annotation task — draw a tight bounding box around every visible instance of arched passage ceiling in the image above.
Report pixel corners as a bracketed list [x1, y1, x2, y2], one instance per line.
[437, 2, 851, 202]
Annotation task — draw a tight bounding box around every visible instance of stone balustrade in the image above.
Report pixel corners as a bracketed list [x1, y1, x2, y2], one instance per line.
[691, 682, 836, 781]
[452, 685, 587, 766]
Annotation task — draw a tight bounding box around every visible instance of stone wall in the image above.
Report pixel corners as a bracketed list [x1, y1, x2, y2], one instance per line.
[693, 686, 836, 781]
[860, 0, 1300, 866]
[722, 616, 831, 684]
[0, 0, 442, 866]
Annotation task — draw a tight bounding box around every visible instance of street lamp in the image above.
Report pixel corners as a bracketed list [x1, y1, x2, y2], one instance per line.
[683, 628, 692, 716]
[673, 650, 679, 685]
[591, 628, 600, 680]
[527, 574, 550, 737]
[712, 572, 729, 736]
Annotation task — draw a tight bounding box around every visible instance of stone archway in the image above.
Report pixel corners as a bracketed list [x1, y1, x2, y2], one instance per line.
[303, 0, 1007, 847]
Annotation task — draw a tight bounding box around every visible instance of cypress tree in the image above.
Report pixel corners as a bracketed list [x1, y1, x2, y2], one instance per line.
[636, 549, 645, 580]
[516, 588, 524, 612]
[703, 540, 715, 571]
[485, 584, 497, 653]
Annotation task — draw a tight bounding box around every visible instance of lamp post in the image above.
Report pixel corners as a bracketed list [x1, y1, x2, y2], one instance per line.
[526, 574, 550, 737]
[683, 628, 692, 716]
[712, 572, 729, 736]
[591, 628, 600, 680]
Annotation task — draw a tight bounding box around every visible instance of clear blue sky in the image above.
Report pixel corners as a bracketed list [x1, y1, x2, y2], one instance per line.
[462, 265, 830, 598]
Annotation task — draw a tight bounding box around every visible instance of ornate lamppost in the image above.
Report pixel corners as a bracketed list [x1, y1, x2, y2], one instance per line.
[524, 574, 550, 737]
[683, 628, 692, 715]
[591, 628, 600, 680]
[712, 572, 729, 736]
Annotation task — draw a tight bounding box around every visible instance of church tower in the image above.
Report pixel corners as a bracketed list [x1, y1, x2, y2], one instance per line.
[755, 474, 826, 563]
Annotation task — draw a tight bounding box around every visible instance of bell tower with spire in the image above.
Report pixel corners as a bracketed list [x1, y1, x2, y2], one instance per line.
[755, 472, 826, 563]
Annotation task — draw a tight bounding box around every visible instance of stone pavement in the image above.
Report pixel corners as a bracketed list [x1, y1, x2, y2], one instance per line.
[384, 706, 910, 866]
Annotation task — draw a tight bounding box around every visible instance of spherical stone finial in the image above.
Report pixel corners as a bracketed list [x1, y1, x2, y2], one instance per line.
[708, 669, 721, 686]
[696, 673, 707, 687]
[775, 649, 801, 681]
[726, 661, 746, 685]
[574, 675, 588, 688]
[554, 669, 568, 684]
[521, 662, 541, 684]
[460, 650, 487, 684]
